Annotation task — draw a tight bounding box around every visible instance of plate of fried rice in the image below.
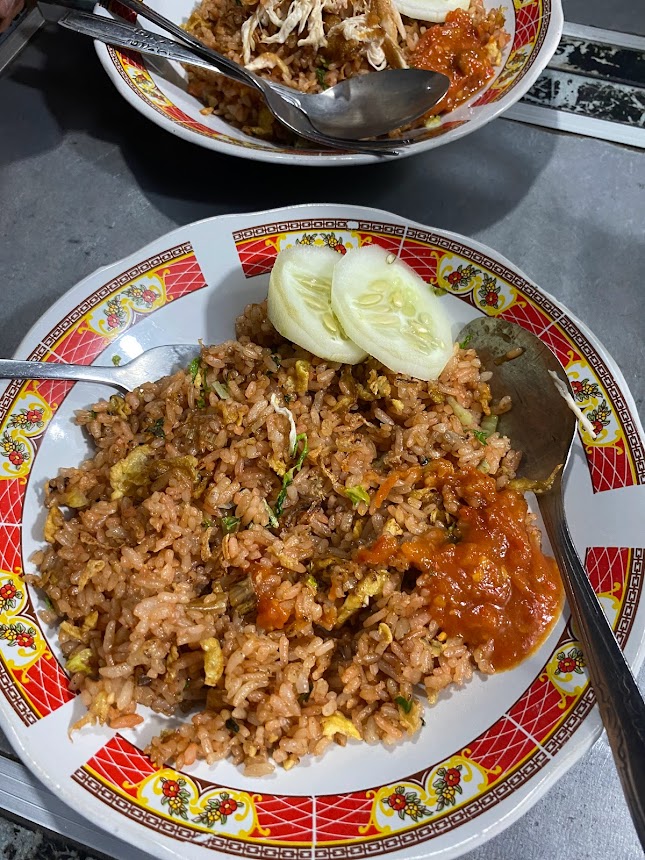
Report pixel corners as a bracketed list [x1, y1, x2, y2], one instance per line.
[1, 204, 644, 860]
[93, 0, 562, 164]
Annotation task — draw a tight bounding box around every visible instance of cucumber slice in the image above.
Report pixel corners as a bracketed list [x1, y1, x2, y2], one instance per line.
[331, 245, 453, 380]
[267, 246, 368, 364]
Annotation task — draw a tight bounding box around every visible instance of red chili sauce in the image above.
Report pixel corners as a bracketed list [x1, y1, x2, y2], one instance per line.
[359, 468, 563, 671]
[411, 10, 496, 115]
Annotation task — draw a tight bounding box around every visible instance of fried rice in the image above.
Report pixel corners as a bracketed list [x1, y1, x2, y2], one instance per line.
[184, 0, 510, 142]
[31, 301, 557, 778]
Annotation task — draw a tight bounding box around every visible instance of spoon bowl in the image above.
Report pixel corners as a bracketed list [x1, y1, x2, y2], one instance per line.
[458, 316, 645, 850]
[457, 316, 577, 480]
[60, 0, 449, 147]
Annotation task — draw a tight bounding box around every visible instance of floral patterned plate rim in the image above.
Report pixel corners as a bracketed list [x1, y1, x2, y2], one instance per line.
[93, 0, 563, 165]
[0, 204, 643, 860]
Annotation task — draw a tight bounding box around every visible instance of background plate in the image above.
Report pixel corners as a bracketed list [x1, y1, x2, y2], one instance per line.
[93, 0, 563, 165]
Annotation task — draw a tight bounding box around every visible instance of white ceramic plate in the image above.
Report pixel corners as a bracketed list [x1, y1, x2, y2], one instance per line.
[94, 0, 562, 165]
[1, 205, 643, 860]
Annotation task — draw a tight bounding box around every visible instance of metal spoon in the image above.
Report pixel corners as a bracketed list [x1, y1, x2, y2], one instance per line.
[63, 0, 449, 144]
[458, 315, 645, 849]
[0, 345, 199, 394]
[51, 10, 406, 156]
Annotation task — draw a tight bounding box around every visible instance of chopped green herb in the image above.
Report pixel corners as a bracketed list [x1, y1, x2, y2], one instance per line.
[395, 696, 413, 714]
[472, 429, 488, 445]
[148, 417, 165, 438]
[196, 395, 206, 409]
[284, 393, 294, 403]
[220, 515, 241, 534]
[213, 381, 229, 400]
[459, 333, 473, 350]
[304, 574, 318, 593]
[202, 518, 213, 529]
[270, 352, 282, 369]
[344, 485, 370, 508]
[292, 431, 307, 461]
[111, 355, 122, 366]
[189, 357, 200, 381]
[263, 499, 279, 529]
[315, 66, 328, 89]
[274, 433, 309, 517]
[225, 717, 240, 733]
[318, 55, 329, 69]
[90, 410, 97, 420]
[298, 684, 313, 704]
[432, 286, 447, 297]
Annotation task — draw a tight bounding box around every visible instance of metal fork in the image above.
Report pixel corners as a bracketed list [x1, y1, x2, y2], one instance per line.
[0, 345, 199, 394]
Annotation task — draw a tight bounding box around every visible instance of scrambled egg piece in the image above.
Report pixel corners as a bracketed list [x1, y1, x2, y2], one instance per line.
[78, 560, 105, 591]
[109, 445, 153, 500]
[66, 648, 94, 676]
[335, 569, 387, 627]
[44, 506, 64, 544]
[322, 714, 362, 740]
[201, 638, 224, 686]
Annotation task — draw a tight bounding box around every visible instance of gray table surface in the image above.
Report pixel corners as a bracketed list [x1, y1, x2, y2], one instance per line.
[1, 0, 645, 858]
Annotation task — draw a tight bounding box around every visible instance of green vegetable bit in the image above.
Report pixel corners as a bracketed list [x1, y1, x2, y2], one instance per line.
[395, 695, 413, 714]
[189, 357, 200, 382]
[344, 485, 370, 508]
[148, 417, 165, 438]
[298, 684, 313, 704]
[304, 574, 318, 593]
[315, 66, 328, 89]
[274, 433, 309, 517]
[212, 381, 229, 400]
[480, 414, 498, 436]
[472, 429, 488, 445]
[459, 333, 473, 350]
[111, 355, 122, 366]
[225, 717, 240, 733]
[220, 515, 241, 534]
[263, 499, 279, 529]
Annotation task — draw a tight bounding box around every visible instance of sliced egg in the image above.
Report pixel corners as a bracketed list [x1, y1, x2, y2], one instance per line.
[330, 245, 453, 380]
[393, 0, 468, 23]
[267, 245, 368, 364]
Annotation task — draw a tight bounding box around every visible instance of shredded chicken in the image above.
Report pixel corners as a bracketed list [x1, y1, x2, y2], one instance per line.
[240, 0, 409, 73]
[246, 52, 294, 79]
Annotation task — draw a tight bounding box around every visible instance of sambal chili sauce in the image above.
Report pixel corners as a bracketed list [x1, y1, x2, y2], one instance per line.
[361, 470, 564, 672]
[411, 10, 496, 115]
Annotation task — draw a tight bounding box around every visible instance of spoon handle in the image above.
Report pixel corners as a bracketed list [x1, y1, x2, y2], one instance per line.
[58, 10, 244, 81]
[538, 487, 645, 849]
[105, 0, 262, 92]
[0, 360, 127, 391]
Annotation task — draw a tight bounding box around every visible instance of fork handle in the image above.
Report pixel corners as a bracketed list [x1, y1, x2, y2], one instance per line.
[0, 360, 128, 392]
[538, 487, 645, 849]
